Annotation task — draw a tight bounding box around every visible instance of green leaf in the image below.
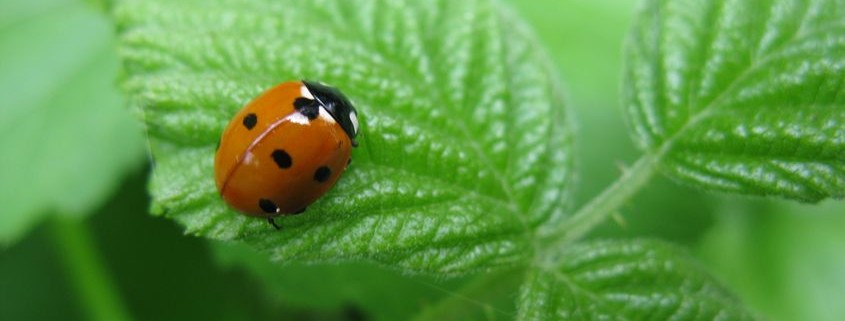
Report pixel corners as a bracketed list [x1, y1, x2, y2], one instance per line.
[625, 0, 845, 201]
[0, 0, 143, 245]
[115, 0, 572, 274]
[519, 239, 757, 321]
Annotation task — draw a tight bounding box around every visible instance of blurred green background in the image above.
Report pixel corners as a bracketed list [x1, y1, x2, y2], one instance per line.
[2, 0, 843, 320]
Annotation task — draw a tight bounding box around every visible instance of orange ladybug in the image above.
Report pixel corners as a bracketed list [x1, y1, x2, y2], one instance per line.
[214, 80, 359, 229]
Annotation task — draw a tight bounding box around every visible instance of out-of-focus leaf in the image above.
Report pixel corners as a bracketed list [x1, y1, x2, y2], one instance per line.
[625, 0, 845, 201]
[115, 0, 572, 274]
[211, 242, 450, 321]
[0, 0, 143, 245]
[699, 200, 845, 321]
[411, 267, 522, 321]
[518, 239, 757, 321]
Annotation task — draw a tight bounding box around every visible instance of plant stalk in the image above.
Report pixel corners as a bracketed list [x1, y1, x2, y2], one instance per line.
[541, 152, 661, 256]
[51, 217, 132, 321]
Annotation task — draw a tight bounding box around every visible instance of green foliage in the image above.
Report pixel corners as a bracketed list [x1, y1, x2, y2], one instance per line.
[0, 0, 143, 245]
[106, 0, 845, 319]
[625, 0, 845, 201]
[410, 267, 522, 321]
[211, 242, 455, 321]
[519, 240, 756, 321]
[115, 0, 572, 275]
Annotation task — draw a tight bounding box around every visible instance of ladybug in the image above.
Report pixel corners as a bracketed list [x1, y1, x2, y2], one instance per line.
[214, 80, 359, 229]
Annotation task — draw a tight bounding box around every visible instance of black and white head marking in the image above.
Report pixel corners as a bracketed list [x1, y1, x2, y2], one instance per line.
[349, 110, 359, 135]
[301, 80, 359, 147]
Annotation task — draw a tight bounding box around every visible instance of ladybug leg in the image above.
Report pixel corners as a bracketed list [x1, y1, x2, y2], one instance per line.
[267, 217, 281, 230]
[293, 207, 307, 215]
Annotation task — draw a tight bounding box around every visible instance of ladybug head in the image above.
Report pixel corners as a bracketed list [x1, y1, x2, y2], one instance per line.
[302, 80, 359, 147]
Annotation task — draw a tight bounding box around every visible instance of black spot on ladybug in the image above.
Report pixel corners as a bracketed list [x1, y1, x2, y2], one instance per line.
[243, 113, 258, 130]
[271, 149, 292, 169]
[314, 166, 331, 183]
[259, 198, 278, 213]
[293, 97, 319, 120]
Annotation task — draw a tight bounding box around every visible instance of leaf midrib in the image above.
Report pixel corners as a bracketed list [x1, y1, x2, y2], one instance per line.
[548, 269, 633, 321]
[652, 3, 823, 160]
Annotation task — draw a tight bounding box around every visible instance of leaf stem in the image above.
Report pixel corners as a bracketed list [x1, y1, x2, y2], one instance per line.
[50, 217, 132, 321]
[540, 151, 661, 256]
